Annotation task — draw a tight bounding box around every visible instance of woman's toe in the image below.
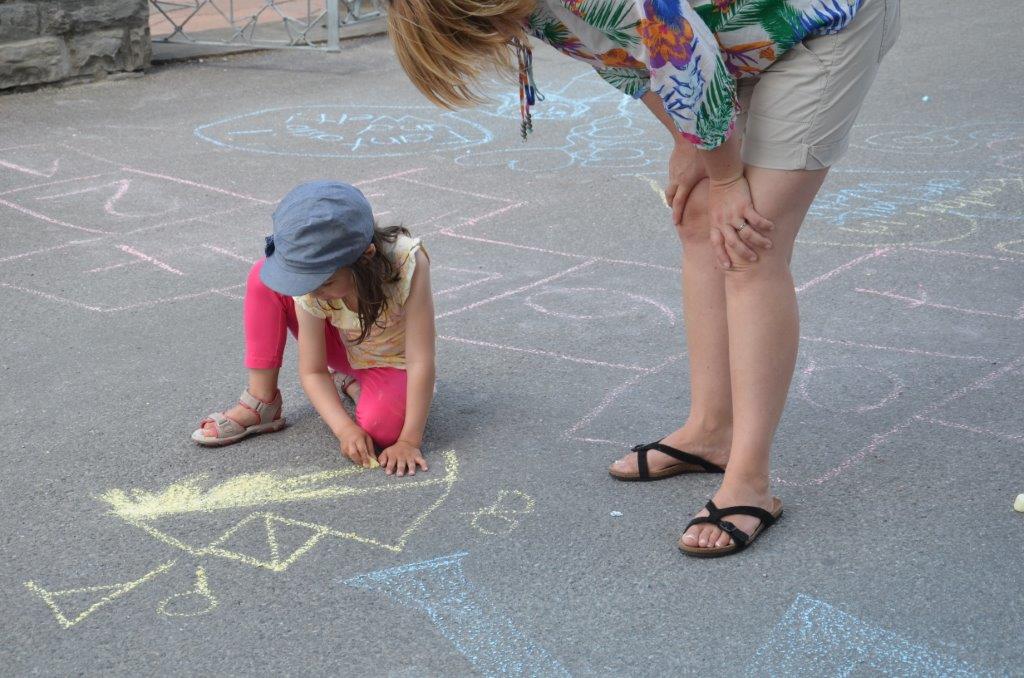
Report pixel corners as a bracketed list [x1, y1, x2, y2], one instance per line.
[714, 532, 731, 548]
[681, 527, 700, 546]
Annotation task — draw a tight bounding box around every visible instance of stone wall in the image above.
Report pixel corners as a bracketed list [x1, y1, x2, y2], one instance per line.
[0, 1, 150, 90]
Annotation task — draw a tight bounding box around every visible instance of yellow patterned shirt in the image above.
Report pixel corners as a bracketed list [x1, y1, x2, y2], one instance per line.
[294, 235, 426, 370]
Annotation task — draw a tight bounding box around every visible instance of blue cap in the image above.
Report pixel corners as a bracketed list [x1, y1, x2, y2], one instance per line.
[260, 180, 375, 296]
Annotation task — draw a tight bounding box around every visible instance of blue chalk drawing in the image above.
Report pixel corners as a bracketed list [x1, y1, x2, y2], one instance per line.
[194, 105, 493, 158]
[747, 594, 986, 676]
[456, 72, 665, 173]
[344, 552, 570, 677]
[806, 179, 964, 226]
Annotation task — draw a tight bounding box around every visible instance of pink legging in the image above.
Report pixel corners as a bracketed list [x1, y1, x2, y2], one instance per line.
[244, 259, 407, 448]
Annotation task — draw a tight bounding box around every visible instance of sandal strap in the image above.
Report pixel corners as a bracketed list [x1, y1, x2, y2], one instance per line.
[201, 413, 245, 438]
[238, 389, 280, 425]
[632, 445, 650, 479]
[631, 441, 724, 473]
[684, 500, 777, 550]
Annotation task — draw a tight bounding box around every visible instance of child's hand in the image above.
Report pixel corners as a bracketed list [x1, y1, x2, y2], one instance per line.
[379, 440, 428, 476]
[337, 423, 376, 468]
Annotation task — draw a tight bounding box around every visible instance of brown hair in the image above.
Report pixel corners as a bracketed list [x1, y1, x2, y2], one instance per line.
[385, 0, 534, 109]
[317, 223, 412, 344]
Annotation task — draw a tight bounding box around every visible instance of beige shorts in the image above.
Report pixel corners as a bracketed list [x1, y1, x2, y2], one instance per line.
[735, 0, 902, 170]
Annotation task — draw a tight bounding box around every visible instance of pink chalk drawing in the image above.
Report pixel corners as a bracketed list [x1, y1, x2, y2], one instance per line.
[0, 151, 525, 314]
[524, 286, 676, 324]
[855, 285, 1024, 321]
[35, 179, 181, 218]
[432, 266, 504, 297]
[797, 359, 904, 414]
[438, 335, 652, 373]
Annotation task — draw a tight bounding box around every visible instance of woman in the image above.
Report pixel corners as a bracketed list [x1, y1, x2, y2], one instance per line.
[386, 0, 900, 556]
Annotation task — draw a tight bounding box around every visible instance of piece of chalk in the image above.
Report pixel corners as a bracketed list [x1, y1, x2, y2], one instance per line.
[610, 511, 623, 517]
[368, 457, 380, 469]
[1014, 493, 1024, 512]
[921, 96, 930, 102]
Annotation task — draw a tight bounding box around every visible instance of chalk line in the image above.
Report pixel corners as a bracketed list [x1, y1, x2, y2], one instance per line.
[118, 245, 184, 276]
[565, 354, 686, 441]
[794, 248, 890, 293]
[747, 594, 982, 676]
[915, 416, 1024, 444]
[437, 229, 681, 273]
[438, 334, 652, 372]
[202, 243, 256, 264]
[344, 552, 570, 678]
[0, 198, 111, 234]
[0, 172, 117, 196]
[782, 355, 1024, 486]
[397, 176, 515, 204]
[121, 167, 276, 205]
[86, 260, 144, 274]
[0, 238, 104, 264]
[0, 282, 246, 313]
[0, 158, 59, 178]
[856, 287, 1023, 320]
[798, 335, 992, 362]
[352, 167, 426, 187]
[435, 259, 598, 320]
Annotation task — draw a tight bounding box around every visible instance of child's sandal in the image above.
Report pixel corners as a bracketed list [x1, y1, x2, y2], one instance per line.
[191, 389, 285, 447]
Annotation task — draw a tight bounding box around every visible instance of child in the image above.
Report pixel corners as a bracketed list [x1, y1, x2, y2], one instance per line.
[192, 181, 435, 477]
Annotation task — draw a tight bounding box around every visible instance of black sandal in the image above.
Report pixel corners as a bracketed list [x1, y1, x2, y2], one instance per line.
[678, 498, 783, 558]
[608, 441, 725, 481]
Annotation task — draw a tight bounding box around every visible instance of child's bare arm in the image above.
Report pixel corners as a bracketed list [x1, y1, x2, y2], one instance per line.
[380, 250, 434, 475]
[296, 306, 373, 466]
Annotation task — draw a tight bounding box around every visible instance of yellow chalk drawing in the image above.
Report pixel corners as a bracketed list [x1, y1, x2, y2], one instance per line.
[469, 490, 535, 535]
[634, 174, 670, 209]
[98, 450, 460, 572]
[24, 560, 176, 629]
[157, 566, 217, 618]
[996, 239, 1024, 256]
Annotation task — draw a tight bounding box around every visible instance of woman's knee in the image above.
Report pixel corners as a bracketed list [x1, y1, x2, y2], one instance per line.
[676, 179, 711, 244]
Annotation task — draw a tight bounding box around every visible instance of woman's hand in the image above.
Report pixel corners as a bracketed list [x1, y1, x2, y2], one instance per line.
[667, 141, 707, 226]
[337, 422, 376, 468]
[707, 173, 775, 269]
[379, 439, 428, 477]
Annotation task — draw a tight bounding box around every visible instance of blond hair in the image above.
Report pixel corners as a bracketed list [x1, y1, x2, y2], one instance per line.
[385, 0, 534, 109]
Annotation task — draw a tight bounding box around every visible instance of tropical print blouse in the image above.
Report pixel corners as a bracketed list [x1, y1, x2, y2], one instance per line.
[525, 0, 863, 149]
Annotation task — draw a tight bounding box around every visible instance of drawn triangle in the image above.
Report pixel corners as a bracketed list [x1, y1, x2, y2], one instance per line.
[264, 514, 326, 569]
[207, 513, 323, 571]
[25, 561, 175, 629]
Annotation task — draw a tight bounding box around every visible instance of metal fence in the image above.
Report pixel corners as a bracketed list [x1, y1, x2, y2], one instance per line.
[149, 0, 385, 51]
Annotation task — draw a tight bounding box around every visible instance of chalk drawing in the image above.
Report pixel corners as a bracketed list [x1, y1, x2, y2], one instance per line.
[457, 86, 664, 174]
[996, 239, 1024, 257]
[157, 566, 218, 618]
[797, 359, 903, 414]
[524, 286, 676, 324]
[35, 179, 180, 218]
[747, 594, 982, 676]
[98, 450, 460, 571]
[855, 284, 1024, 321]
[194, 105, 493, 158]
[438, 334, 653, 373]
[468, 490, 536, 536]
[851, 120, 1024, 155]
[24, 560, 177, 629]
[433, 266, 504, 297]
[344, 552, 570, 677]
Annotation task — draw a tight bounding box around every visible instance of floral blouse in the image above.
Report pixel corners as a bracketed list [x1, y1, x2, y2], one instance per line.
[525, 0, 863, 149]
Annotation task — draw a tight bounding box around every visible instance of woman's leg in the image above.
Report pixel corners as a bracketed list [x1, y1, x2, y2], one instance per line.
[610, 178, 733, 474]
[350, 367, 408, 449]
[682, 165, 829, 549]
[201, 260, 293, 434]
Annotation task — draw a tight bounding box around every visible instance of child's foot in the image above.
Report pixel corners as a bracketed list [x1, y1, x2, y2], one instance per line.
[334, 373, 361, 404]
[192, 389, 284, 446]
[679, 478, 775, 551]
[608, 422, 731, 477]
